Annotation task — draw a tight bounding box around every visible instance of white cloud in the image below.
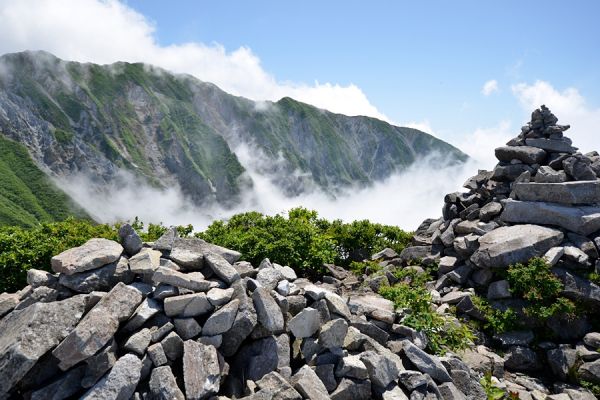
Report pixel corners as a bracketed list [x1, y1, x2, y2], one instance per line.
[404, 120, 435, 136]
[454, 121, 513, 167]
[512, 80, 600, 153]
[0, 0, 388, 120]
[481, 79, 499, 96]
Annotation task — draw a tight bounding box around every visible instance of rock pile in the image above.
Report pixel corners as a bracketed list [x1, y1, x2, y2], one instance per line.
[396, 105, 600, 396]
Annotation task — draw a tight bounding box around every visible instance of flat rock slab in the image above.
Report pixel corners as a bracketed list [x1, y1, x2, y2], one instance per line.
[501, 199, 600, 236]
[183, 341, 220, 400]
[53, 283, 143, 370]
[471, 224, 564, 268]
[169, 238, 241, 268]
[51, 238, 123, 275]
[525, 138, 577, 153]
[514, 181, 600, 205]
[495, 146, 546, 164]
[164, 293, 213, 318]
[0, 295, 89, 397]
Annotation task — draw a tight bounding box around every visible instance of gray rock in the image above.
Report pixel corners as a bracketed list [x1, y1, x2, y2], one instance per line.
[220, 304, 257, 357]
[291, 365, 330, 400]
[495, 146, 546, 164]
[553, 267, 600, 307]
[153, 284, 179, 300]
[51, 238, 123, 275]
[330, 378, 371, 400]
[564, 155, 597, 180]
[183, 340, 220, 399]
[440, 291, 471, 305]
[152, 266, 215, 292]
[14, 286, 60, 311]
[525, 138, 576, 153]
[563, 245, 591, 268]
[487, 280, 511, 300]
[288, 307, 321, 338]
[447, 264, 472, 285]
[169, 238, 241, 268]
[118, 224, 143, 256]
[547, 345, 578, 381]
[336, 355, 369, 379]
[256, 267, 285, 290]
[153, 227, 178, 251]
[350, 318, 389, 345]
[129, 248, 162, 276]
[578, 359, 600, 384]
[514, 181, 600, 205]
[147, 343, 168, 367]
[233, 335, 290, 382]
[204, 252, 240, 284]
[206, 287, 234, 307]
[438, 383, 467, 400]
[149, 366, 185, 400]
[151, 322, 174, 342]
[233, 260, 256, 278]
[504, 346, 541, 372]
[403, 340, 452, 383]
[534, 166, 568, 183]
[256, 371, 302, 400]
[479, 202, 503, 222]
[470, 224, 564, 268]
[274, 264, 298, 281]
[81, 353, 142, 400]
[325, 291, 351, 319]
[0, 295, 89, 396]
[30, 365, 85, 400]
[161, 331, 184, 361]
[173, 318, 203, 340]
[164, 293, 213, 318]
[82, 339, 118, 388]
[501, 199, 600, 236]
[53, 283, 143, 371]
[544, 247, 565, 266]
[27, 269, 58, 288]
[492, 164, 533, 181]
[253, 287, 284, 333]
[493, 330, 534, 347]
[123, 297, 162, 333]
[360, 350, 400, 388]
[123, 328, 152, 356]
[568, 233, 599, 259]
[453, 234, 480, 259]
[318, 319, 348, 349]
[315, 364, 337, 393]
[59, 257, 132, 293]
[0, 293, 19, 318]
[202, 299, 239, 336]
[584, 332, 600, 348]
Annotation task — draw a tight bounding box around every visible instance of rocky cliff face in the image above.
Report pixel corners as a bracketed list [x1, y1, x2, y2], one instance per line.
[0, 51, 467, 208]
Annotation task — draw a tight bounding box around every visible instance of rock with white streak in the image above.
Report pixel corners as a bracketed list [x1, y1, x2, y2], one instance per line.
[183, 341, 221, 400]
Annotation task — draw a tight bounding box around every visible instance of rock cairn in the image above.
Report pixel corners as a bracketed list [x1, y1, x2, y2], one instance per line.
[397, 105, 600, 395]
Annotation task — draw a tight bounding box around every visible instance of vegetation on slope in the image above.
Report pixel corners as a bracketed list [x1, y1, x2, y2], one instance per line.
[0, 135, 89, 227]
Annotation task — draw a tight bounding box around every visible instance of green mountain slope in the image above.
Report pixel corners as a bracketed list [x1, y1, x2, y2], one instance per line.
[0, 51, 467, 207]
[0, 135, 89, 226]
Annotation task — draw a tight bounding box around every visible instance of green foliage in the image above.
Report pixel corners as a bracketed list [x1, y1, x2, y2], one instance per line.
[471, 296, 519, 334]
[507, 258, 576, 322]
[129, 216, 192, 241]
[379, 268, 474, 354]
[0, 219, 118, 292]
[0, 135, 89, 227]
[349, 260, 382, 276]
[480, 372, 508, 400]
[579, 380, 600, 397]
[52, 128, 74, 144]
[197, 207, 412, 279]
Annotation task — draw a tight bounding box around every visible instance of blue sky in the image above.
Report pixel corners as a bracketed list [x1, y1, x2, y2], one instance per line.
[125, 0, 600, 140]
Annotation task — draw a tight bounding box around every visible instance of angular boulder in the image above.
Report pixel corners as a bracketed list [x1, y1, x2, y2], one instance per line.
[495, 146, 546, 164]
[470, 224, 564, 268]
[81, 353, 142, 400]
[183, 341, 220, 400]
[51, 238, 123, 275]
[513, 181, 600, 205]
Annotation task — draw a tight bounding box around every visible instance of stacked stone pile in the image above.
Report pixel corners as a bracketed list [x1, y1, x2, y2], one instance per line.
[390, 105, 600, 393]
[1, 224, 494, 400]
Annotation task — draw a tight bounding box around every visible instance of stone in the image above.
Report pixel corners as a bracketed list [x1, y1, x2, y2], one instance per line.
[161, 332, 184, 361]
[129, 248, 161, 276]
[453, 234, 480, 259]
[149, 366, 185, 400]
[584, 332, 600, 348]
[336, 355, 369, 380]
[487, 280, 511, 300]
[360, 351, 400, 388]
[53, 283, 143, 370]
[568, 233, 599, 259]
[501, 199, 600, 236]
[0, 293, 19, 318]
[553, 268, 600, 307]
[350, 318, 389, 345]
[206, 287, 234, 307]
[330, 378, 371, 400]
[479, 202, 503, 222]
[563, 245, 591, 268]
[233, 335, 289, 382]
[220, 305, 258, 357]
[438, 382, 467, 400]
[0, 295, 89, 396]
[204, 252, 240, 284]
[153, 227, 178, 251]
[51, 238, 123, 275]
[288, 307, 321, 338]
[534, 166, 568, 183]
[438, 256, 459, 274]
[82, 339, 118, 388]
[493, 330, 534, 347]
[525, 138, 576, 153]
[152, 266, 215, 292]
[274, 264, 298, 281]
[123, 328, 152, 356]
[253, 287, 284, 333]
[544, 247, 565, 266]
[277, 280, 290, 296]
[256, 371, 302, 400]
[495, 146, 546, 164]
[504, 346, 541, 372]
[118, 224, 143, 256]
[183, 341, 220, 399]
[514, 181, 600, 205]
[13, 286, 59, 311]
[440, 291, 471, 305]
[170, 238, 241, 268]
[291, 365, 330, 400]
[256, 267, 285, 290]
[381, 385, 409, 400]
[325, 291, 351, 319]
[58, 258, 132, 293]
[470, 224, 564, 268]
[151, 322, 174, 342]
[81, 354, 142, 400]
[318, 319, 348, 349]
[153, 284, 178, 300]
[30, 365, 85, 400]
[174, 318, 203, 340]
[123, 297, 162, 332]
[27, 269, 58, 288]
[492, 164, 533, 181]
[403, 340, 452, 383]
[147, 343, 168, 367]
[564, 155, 597, 180]
[447, 264, 472, 285]
[164, 293, 213, 318]
[315, 364, 337, 393]
[203, 299, 239, 336]
[547, 345, 578, 381]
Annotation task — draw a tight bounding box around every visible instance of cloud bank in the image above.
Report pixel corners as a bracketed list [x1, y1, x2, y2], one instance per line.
[0, 0, 388, 120]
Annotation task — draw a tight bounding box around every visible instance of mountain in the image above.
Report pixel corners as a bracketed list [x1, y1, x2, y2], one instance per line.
[0, 51, 467, 211]
[0, 135, 89, 226]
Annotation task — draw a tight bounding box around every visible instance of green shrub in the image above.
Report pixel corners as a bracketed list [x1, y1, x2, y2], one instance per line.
[379, 268, 474, 354]
[471, 296, 519, 334]
[349, 260, 383, 276]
